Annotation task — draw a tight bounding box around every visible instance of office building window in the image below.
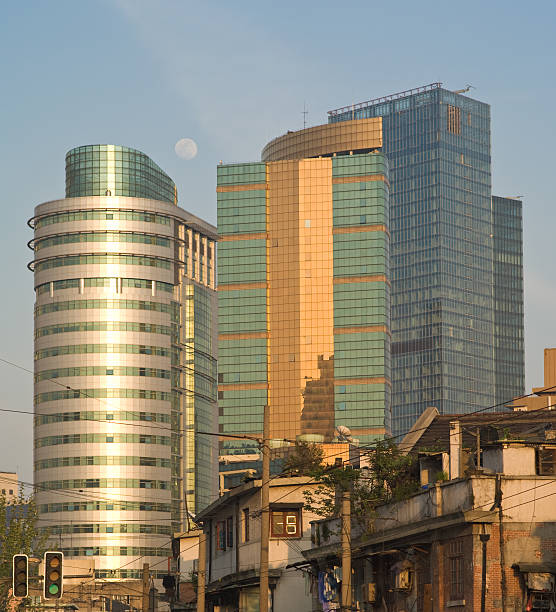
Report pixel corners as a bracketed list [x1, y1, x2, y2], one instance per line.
[447, 105, 461, 134]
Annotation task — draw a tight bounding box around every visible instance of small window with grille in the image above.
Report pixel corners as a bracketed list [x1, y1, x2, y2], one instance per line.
[216, 521, 227, 551]
[446, 539, 464, 601]
[226, 516, 234, 548]
[537, 448, 556, 475]
[270, 510, 301, 538]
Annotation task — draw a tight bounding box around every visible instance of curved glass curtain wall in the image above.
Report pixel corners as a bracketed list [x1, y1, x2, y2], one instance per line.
[65, 145, 177, 204]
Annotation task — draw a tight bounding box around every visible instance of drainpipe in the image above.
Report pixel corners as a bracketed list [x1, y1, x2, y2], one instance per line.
[208, 519, 213, 584]
[495, 475, 508, 612]
[479, 532, 490, 612]
[235, 500, 241, 574]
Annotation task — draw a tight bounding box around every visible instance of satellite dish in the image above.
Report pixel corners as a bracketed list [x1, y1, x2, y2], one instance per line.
[335, 425, 353, 442]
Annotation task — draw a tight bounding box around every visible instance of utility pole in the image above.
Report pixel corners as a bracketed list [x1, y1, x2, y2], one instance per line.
[341, 488, 352, 611]
[259, 404, 270, 612]
[197, 529, 207, 612]
[142, 563, 150, 612]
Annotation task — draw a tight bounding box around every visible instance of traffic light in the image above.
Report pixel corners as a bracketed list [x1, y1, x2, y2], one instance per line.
[43, 552, 63, 599]
[12, 554, 28, 598]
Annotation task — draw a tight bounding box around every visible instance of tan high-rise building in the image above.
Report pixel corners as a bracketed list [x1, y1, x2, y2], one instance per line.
[30, 145, 217, 579]
[217, 120, 391, 461]
[0, 472, 19, 503]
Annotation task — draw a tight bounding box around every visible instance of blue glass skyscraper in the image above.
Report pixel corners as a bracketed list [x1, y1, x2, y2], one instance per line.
[492, 196, 524, 407]
[329, 83, 524, 435]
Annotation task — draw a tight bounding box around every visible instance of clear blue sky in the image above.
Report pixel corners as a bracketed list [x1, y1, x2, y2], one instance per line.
[1, 0, 555, 484]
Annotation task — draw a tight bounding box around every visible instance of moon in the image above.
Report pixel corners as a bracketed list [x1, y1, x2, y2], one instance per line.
[175, 138, 198, 160]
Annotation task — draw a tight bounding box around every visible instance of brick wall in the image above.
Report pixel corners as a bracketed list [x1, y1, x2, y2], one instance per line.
[440, 523, 552, 612]
[363, 520, 556, 611]
[432, 524, 534, 612]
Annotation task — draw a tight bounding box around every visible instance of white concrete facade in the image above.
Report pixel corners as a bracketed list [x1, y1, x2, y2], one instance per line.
[197, 477, 321, 612]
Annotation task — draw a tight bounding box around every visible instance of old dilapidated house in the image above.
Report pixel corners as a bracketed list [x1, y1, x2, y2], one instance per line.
[302, 409, 556, 612]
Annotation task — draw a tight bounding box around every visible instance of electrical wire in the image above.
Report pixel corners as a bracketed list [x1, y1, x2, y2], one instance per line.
[7, 409, 556, 513]
[60, 449, 556, 602]
[5, 399, 556, 529]
[4, 353, 556, 594]
[18, 446, 556, 602]
[0, 474, 176, 507]
[222, 399, 556, 558]
[0, 364, 291, 442]
[0, 355, 217, 436]
[60, 534, 202, 596]
[3, 353, 556, 446]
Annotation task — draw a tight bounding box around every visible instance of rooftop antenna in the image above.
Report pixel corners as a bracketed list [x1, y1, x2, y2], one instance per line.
[302, 102, 308, 129]
[453, 84, 475, 94]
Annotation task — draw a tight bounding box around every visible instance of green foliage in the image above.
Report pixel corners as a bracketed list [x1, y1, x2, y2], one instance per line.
[435, 470, 448, 483]
[418, 445, 444, 453]
[303, 440, 419, 524]
[303, 465, 360, 519]
[499, 427, 520, 441]
[0, 492, 48, 609]
[282, 441, 325, 476]
[369, 440, 420, 503]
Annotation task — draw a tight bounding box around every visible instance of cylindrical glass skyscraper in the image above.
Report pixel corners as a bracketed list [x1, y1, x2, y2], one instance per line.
[29, 145, 217, 579]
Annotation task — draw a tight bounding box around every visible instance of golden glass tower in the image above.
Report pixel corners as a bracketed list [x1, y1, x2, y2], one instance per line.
[218, 120, 391, 456]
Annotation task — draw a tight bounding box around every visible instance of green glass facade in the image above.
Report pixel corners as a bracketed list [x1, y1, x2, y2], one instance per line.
[217, 165, 267, 453]
[330, 84, 524, 434]
[65, 144, 177, 204]
[217, 150, 390, 454]
[181, 281, 218, 509]
[331, 156, 391, 439]
[492, 196, 525, 406]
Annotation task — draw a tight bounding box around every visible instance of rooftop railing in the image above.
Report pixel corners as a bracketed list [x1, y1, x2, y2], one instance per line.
[328, 82, 443, 117]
